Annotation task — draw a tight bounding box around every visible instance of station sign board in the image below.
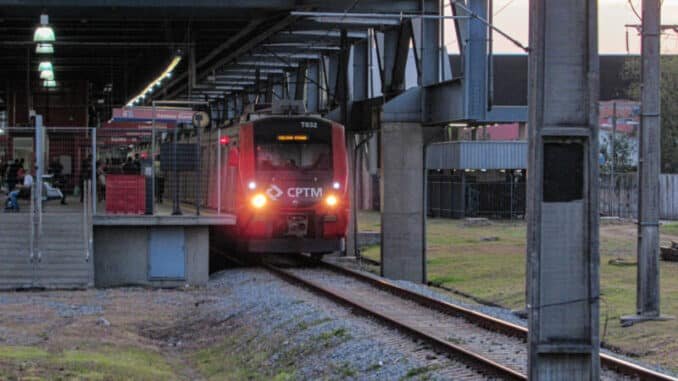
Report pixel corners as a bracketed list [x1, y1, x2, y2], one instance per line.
[112, 107, 196, 123]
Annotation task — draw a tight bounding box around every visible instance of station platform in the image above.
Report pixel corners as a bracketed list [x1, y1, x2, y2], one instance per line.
[91, 201, 235, 289]
[0, 196, 236, 290]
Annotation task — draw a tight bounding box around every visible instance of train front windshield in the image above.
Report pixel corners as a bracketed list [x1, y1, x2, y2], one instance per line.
[256, 141, 331, 171]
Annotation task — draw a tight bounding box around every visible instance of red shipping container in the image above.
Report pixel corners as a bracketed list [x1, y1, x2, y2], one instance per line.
[105, 174, 146, 214]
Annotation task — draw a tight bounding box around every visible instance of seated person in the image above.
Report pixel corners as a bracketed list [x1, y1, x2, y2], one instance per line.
[16, 171, 33, 199]
[7, 170, 33, 209]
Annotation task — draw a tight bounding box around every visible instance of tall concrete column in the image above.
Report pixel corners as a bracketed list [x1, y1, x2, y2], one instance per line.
[345, 135, 357, 257]
[527, 0, 600, 379]
[380, 121, 425, 282]
[306, 62, 320, 113]
[623, 0, 668, 324]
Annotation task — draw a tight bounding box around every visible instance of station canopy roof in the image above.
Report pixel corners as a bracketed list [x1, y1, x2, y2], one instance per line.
[0, 1, 429, 107]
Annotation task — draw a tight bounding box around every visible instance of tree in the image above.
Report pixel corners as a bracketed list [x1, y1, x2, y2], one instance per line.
[622, 56, 678, 172]
[600, 133, 636, 173]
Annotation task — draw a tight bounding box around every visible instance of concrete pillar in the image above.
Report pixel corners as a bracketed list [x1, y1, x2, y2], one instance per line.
[345, 135, 357, 257]
[306, 62, 320, 113]
[527, 1, 600, 379]
[623, 0, 669, 324]
[518, 122, 527, 140]
[380, 122, 425, 283]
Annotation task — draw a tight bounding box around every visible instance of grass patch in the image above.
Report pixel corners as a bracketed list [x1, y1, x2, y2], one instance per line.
[316, 328, 350, 343]
[661, 222, 678, 237]
[402, 365, 440, 380]
[429, 275, 465, 286]
[193, 332, 289, 381]
[0, 345, 176, 380]
[333, 362, 357, 378]
[0, 346, 50, 361]
[359, 210, 678, 372]
[296, 317, 332, 331]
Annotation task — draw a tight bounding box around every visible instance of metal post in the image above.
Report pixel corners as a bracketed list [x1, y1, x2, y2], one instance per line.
[83, 180, 88, 260]
[33, 115, 44, 266]
[622, 0, 671, 324]
[509, 172, 514, 220]
[172, 126, 182, 215]
[196, 125, 201, 216]
[151, 102, 157, 215]
[91, 128, 97, 215]
[217, 129, 222, 215]
[527, 1, 600, 378]
[35, 115, 43, 217]
[612, 102, 617, 216]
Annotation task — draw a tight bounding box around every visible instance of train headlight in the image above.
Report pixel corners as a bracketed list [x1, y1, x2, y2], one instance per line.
[332, 181, 341, 190]
[251, 193, 267, 209]
[325, 195, 338, 207]
[248, 181, 257, 190]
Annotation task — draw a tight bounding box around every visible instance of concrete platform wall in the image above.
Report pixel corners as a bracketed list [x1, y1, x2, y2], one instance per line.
[93, 226, 209, 288]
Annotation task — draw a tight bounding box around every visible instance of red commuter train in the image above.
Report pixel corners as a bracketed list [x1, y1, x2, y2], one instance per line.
[219, 113, 349, 255]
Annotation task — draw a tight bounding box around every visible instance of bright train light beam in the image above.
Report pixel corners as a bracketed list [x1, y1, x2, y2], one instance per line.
[325, 195, 338, 207]
[251, 193, 267, 209]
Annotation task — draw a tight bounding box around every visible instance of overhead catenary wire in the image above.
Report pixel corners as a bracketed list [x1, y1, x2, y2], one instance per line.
[449, 0, 529, 52]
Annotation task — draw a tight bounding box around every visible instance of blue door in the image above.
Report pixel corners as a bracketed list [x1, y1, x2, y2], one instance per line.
[148, 227, 185, 279]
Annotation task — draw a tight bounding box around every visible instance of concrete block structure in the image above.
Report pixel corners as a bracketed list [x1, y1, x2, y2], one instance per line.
[93, 216, 233, 287]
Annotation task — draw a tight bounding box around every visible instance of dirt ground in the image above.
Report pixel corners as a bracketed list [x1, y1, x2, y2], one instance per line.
[359, 211, 678, 374]
[0, 270, 475, 381]
[0, 288, 211, 380]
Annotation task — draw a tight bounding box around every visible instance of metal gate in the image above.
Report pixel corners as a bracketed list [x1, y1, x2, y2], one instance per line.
[0, 120, 93, 289]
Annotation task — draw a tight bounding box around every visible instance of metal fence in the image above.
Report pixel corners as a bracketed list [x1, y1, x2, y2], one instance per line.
[427, 172, 527, 219]
[95, 125, 226, 216]
[599, 172, 637, 218]
[600, 172, 678, 220]
[0, 126, 92, 212]
[426, 171, 678, 221]
[0, 124, 93, 289]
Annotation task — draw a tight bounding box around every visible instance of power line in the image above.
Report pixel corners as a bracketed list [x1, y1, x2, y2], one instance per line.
[494, 0, 517, 17]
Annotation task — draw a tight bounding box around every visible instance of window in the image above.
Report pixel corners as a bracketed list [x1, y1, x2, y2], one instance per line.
[256, 143, 331, 171]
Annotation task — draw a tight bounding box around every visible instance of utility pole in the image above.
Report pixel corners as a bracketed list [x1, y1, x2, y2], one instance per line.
[612, 102, 617, 216]
[527, 0, 600, 378]
[622, 0, 672, 324]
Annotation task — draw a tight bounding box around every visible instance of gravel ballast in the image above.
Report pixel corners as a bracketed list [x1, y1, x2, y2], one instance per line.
[208, 267, 489, 380]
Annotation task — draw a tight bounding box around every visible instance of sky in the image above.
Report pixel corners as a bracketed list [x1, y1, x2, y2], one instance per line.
[444, 0, 678, 54]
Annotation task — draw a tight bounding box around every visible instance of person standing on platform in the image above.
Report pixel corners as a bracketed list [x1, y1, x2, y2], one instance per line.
[6, 159, 19, 192]
[80, 154, 92, 202]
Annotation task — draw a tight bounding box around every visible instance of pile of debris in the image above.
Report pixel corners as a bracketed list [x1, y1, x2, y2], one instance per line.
[660, 241, 678, 262]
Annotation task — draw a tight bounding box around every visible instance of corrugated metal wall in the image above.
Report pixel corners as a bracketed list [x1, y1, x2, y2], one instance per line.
[426, 141, 527, 170]
[660, 175, 678, 220]
[599, 173, 678, 220]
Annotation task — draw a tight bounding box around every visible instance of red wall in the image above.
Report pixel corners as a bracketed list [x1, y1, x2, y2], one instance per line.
[7, 80, 88, 127]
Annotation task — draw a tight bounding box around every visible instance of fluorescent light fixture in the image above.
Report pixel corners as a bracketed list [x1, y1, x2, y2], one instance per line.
[38, 61, 53, 72]
[43, 80, 57, 88]
[125, 55, 181, 106]
[36, 43, 54, 54]
[40, 70, 54, 80]
[33, 14, 55, 42]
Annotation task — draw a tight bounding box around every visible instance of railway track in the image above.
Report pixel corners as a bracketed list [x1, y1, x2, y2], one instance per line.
[314, 258, 677, 381]
[215, 249, 677, 380]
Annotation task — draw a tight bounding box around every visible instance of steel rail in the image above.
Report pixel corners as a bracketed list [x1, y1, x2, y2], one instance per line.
[315, 257, 678, 381]
[261, 261, 526, 380]
[212, 248, 677, 380]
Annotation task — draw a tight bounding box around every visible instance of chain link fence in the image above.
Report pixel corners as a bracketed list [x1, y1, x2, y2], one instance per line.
[427, 170, 526, 219]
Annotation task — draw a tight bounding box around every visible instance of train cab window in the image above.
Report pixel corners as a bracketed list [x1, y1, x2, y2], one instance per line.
[256, 143, 331, 171]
